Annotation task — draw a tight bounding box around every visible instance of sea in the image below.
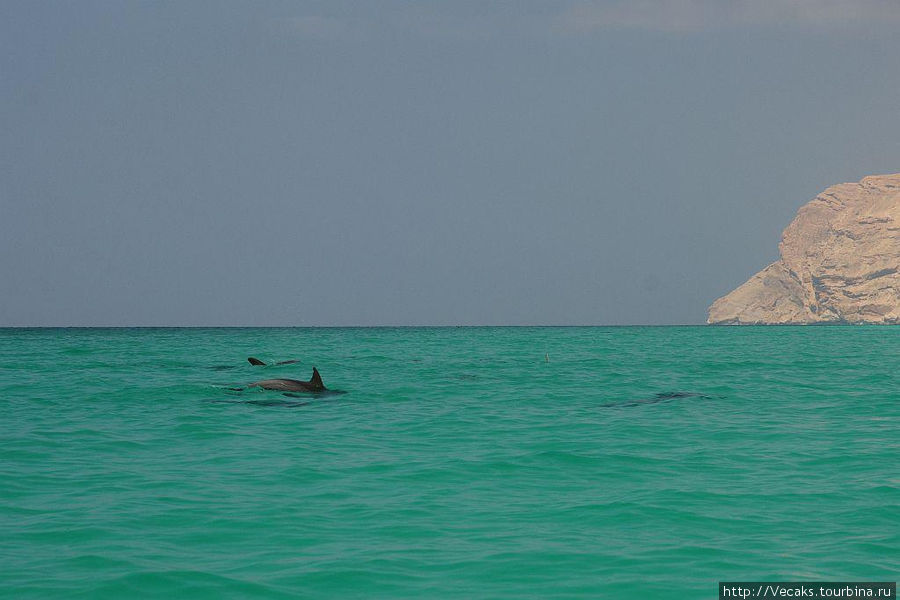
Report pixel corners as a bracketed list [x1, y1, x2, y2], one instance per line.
[1, 326, 897, 599]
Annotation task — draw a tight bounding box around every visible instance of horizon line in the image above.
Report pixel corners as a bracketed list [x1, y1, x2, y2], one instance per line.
[2, 323, 886, 329]
[0, 324, 705, 329]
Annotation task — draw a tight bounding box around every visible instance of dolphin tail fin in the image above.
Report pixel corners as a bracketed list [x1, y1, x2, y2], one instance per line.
[310, 367, 325, 390]
[248, 357, 266, 366]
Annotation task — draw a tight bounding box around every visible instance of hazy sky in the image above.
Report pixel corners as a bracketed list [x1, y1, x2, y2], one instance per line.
[3, 1, 899, 326]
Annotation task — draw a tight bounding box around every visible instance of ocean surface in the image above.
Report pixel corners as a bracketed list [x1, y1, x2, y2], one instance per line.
[1, 327, 897, 599]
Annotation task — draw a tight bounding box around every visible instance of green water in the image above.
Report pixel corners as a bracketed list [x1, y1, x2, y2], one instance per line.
[1, 327, 897, 599]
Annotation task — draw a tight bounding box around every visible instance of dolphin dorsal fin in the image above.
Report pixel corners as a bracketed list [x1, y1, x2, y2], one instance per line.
[309, 367, 325, 390]
[248, 357, 266, 366]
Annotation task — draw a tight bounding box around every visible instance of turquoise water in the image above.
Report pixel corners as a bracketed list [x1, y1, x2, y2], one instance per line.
[1, 327, 897, 599]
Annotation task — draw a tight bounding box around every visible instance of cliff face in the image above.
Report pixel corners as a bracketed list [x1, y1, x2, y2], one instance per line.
[708, 174, 900, 325]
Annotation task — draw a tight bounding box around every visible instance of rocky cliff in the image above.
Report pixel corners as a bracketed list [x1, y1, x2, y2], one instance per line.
[708, 174, 900, 324]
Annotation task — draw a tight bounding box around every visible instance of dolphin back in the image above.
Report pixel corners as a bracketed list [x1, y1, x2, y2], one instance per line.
[248, 367, 326, 393]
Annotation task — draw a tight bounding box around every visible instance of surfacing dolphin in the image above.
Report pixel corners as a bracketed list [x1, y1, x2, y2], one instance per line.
[598, 391, 716, 408]
[248, 366, 327, 393]
[248, 357, 300, 366]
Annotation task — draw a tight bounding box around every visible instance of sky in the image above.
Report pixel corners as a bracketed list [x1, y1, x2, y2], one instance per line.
[2, 1, 899, 326]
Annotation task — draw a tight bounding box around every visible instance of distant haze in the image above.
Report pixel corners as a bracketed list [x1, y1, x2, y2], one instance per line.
[2, 1, 899, 326]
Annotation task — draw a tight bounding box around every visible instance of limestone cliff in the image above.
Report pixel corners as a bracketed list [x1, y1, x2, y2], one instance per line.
[708, 174, 900, 324]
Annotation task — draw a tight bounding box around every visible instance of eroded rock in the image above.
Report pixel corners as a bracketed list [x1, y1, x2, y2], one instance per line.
[708, 174, 900, 324]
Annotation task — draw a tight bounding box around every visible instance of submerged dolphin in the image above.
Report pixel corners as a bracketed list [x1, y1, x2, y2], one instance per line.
[598, 391, 715, 408]
[249, 367, 326, 393]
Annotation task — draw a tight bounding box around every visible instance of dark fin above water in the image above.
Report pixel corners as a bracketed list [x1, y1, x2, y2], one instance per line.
[310, 367, 325, 390]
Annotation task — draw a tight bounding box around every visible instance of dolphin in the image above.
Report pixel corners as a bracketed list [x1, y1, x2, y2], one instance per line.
[248, 367, 326, 393]
[598, 391, 716, 408]
[248, 357, 301, 366]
